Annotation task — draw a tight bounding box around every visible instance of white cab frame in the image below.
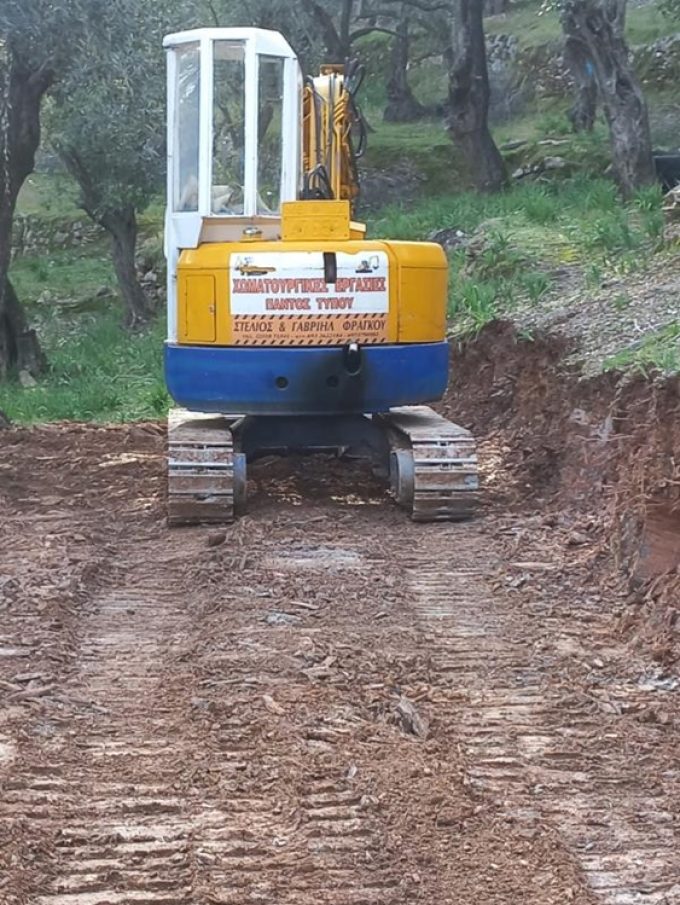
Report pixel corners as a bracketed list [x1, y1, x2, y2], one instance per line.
[164, 28, 301, 342]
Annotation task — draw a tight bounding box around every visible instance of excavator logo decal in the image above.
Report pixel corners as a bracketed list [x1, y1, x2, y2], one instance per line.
[355, 255, 380, 274]
[235, 256, 277, 277]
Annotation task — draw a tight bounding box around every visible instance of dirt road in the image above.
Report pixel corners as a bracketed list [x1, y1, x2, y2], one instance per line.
[1, 424, 678, 904]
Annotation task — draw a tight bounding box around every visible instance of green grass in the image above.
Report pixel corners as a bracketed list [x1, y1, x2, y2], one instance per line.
[374, 177, 619, 241]
[364, 93, 615, 197]
[494, 100, 572, 145]
[485, 1, 561, 48]
[361, 118, 465, 195]
[10, 244, 116, 308]
[484, 0, 674, 49]
[6, 221, 168, 423]
[16, 172, 82, 221]
[604, 322, 680, 375]
[373, 177, 663, 335]
[627, 4, 678, 45]
[365, 119, 446, 154]
[0, 310, 170, 423]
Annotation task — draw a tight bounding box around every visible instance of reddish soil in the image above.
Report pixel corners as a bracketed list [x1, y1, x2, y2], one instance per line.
[444, 320, 680, 666]
[1, 329, 679, 904]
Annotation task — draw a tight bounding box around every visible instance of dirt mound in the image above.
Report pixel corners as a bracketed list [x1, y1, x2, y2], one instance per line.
[442, 320, 680, 664]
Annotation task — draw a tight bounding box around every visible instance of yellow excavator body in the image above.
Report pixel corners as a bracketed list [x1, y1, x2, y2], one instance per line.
[163, 28, 478, 524]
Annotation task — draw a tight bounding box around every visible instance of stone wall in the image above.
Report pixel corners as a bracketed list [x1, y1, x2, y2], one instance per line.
[635, 34, 680, 89]
[513, 32, 680, 103]
[11, 215, 104, 260]
[517, 40, 571, 99]
[487, 33, 533, 121]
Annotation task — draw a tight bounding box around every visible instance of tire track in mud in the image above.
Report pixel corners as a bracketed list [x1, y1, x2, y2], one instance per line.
[405, 525, 680, 905]
[1, 532, 402, 905]
[178, 529, 409, 905]
[1, 431, 678, 905]
[3, 566, 196, 905]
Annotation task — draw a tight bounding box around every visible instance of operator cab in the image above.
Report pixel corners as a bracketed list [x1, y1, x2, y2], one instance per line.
[164, 28, 301, 339]
[164, 29, 300, 242]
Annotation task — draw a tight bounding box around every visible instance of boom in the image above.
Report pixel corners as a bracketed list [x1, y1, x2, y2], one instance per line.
[302, 62, 366, 208]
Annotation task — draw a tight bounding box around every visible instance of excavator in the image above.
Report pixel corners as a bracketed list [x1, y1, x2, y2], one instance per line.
[163, 27, 478, 524]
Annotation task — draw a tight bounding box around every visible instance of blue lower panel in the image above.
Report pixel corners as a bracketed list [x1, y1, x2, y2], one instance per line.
[165, 342, 449, 415]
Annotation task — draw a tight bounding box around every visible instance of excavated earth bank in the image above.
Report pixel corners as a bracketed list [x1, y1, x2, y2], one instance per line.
[0, 324, 678, 904]
[443, 320, 680, 667]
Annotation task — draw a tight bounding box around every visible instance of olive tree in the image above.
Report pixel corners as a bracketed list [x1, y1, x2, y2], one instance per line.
[47, 1, 180, 326]
[0, 2, 82, 377]
[356, 1, 427, 123]
[560, 0, 655, 196]
[295, 0, 391, 61]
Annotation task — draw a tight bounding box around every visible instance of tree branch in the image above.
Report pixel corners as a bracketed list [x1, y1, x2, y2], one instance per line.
[206, 0, 220, 27]
[301, 0, 343, 57]
[401, 0, 450, 11]
[350, 26, 399, 41]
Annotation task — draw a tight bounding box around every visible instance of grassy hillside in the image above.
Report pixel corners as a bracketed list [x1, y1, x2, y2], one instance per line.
[3, 0, 679, 424]
[484, 0, 675, 48]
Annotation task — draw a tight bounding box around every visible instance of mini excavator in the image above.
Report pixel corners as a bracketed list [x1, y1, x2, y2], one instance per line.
[163, 28, 478, 523]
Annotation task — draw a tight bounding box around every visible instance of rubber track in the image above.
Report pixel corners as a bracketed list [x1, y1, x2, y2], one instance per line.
[382, 405, 479, 522]
[167, 409, 235, 526]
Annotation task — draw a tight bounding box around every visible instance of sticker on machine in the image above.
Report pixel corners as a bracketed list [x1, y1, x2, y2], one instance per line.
[230, 251, 389, 345]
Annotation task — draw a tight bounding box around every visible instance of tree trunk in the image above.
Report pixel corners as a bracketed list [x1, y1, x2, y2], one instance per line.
[384, 9, 426, 123]
[561, 0, 655, 197]
[301, 0, 353, 61]
[56, 146, 151, 329]
[0, 49, 51, 378]
[338, 0, 354, 61]
[445, 0, 507, 193]
[101, 207, 151, 328]
[564, 36, 598, 132]
[0, 278, 47, 377]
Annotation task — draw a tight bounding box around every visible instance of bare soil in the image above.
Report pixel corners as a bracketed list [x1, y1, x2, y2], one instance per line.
[445, 320, 680, 665]
[1, 332, 679, 904]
